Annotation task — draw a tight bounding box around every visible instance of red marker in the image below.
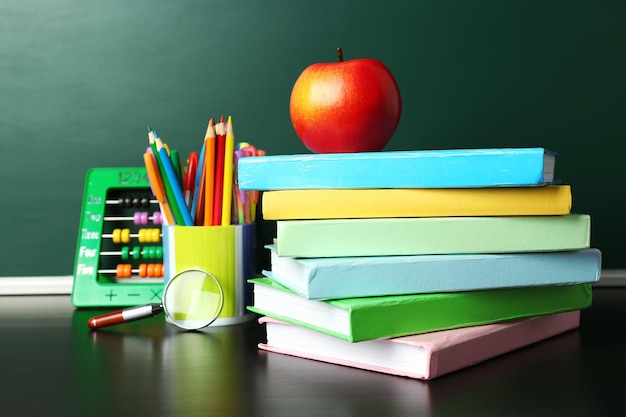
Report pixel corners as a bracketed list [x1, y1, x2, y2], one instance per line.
[88, 303, 164, 329]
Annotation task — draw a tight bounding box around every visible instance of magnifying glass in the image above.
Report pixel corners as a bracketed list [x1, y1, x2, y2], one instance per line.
[87, 268, 224, 331]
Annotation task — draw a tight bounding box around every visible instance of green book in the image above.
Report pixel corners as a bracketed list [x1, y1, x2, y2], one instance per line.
[248, 277, 592, 342]
[274, 214, 590, 258]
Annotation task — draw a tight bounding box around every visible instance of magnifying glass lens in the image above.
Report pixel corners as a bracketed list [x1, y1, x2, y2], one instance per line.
[162, 269, 224, 330]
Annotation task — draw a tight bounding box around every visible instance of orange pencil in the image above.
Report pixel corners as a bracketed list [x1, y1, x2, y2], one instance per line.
[143, 152, 175, 226]
[203, 119, 216, 226]
[212, 115, 226, 226]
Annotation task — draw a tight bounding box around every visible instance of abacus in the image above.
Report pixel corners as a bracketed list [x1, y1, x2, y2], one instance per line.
[71, 167, 166, 307]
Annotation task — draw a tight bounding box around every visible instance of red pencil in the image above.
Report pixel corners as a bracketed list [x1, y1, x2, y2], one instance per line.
[212, 115, 226, 226]
[203, 119, 216, 226]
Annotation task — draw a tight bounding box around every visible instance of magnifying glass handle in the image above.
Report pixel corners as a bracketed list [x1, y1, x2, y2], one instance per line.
[88, 303, 164, 329]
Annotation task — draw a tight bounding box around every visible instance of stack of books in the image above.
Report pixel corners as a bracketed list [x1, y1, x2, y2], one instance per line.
[237, 148, 601, 380]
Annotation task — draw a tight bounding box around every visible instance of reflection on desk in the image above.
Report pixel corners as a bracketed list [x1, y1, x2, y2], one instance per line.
[0, 289, 624, 417]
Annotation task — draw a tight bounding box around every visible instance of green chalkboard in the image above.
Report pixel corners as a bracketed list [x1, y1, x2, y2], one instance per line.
[1, 0, 625, 277]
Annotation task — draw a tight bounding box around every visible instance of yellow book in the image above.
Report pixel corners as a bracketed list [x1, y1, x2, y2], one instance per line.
[262, 185, 571, 220]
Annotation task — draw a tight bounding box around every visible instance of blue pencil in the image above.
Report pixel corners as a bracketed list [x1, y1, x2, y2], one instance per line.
[158, 146, 193, 226]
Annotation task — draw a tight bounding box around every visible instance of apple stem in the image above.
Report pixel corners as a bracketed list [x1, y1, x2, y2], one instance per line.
[336, 47, 343, 62]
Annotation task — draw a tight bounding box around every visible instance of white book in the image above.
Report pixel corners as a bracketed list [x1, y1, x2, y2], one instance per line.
[258, 311, 581, 380]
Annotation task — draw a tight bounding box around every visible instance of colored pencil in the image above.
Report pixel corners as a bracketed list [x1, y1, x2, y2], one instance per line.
[221, 116, 235, 226]
[155, 138, 193, 226]
[203, 119, 217, 226]
[146, 118, 256, 227]
[212, 115, 226, 226]
[150, 135, 184, 225]
[143, 152, 174, 225]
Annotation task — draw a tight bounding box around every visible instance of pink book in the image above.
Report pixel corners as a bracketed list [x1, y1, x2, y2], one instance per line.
[258, 310, 580, 380]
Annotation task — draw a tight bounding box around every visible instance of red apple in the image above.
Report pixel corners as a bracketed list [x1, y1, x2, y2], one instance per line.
[289, 48, 402, 153]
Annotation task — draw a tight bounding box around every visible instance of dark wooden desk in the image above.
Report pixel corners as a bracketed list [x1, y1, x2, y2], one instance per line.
[0, 287, 622, 417]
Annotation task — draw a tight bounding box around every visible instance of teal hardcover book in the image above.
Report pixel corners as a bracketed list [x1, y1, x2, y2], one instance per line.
[265, 246, 601, 300]
[274, 214, 591, 258]
[237, 147, 557, 190]
[247, 277, 592, 342]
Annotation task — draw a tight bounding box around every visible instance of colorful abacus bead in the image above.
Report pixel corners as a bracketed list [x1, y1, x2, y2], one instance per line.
[112, 228, 131, 244]
[106, 263, 164, 278]
[110, 196, 153, 208]
[120, 246, 132, 260]
[133, 211, 162, 226]
[101, 246, 163, 260]
[105, 228, 161, 244]
[138, 228, 161, 243]
[104, 211, 163, 226]
[116, 263, 133, 278]
[143, 246, 163, 259]
[138, 263, 164, 278]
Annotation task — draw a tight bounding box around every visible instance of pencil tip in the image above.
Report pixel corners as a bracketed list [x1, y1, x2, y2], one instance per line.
[227, 116, 233, 134]
[205, 119, 216, 139]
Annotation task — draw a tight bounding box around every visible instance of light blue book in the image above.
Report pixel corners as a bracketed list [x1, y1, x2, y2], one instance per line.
[264, 245, 601, 300]
[237, 147, 557, 190]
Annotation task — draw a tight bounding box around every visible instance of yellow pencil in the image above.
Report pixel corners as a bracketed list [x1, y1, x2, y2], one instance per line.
[221, 115, 235, 226]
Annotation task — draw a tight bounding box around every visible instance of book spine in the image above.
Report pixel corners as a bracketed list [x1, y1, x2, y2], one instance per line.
[267, 248, 601, 300]
[275, 214, 591, 258]
[238, 148, 550, 190]
[258, 311, 580, 380]
[262, 186, 572, 219]
[349, 283, 591, 342]
[431, 311, 580, 378]
[249, 277, 592, 342]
